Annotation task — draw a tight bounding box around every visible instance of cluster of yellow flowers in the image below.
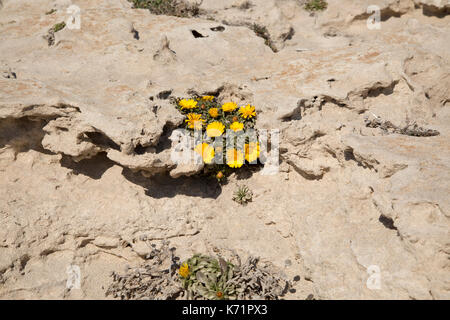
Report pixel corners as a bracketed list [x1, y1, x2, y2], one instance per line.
[175, 96, 260, 177]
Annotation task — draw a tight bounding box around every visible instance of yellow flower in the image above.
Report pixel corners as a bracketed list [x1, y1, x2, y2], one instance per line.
[194, 143, 215, 164]
[209, 108, 219, 118]
[230, 121, 244, 132]
[239, 104, 256, 119]
[179, 99, 198, 110]
[222, 102, 238, 112]
[245, 142, 260, 162]
[185, 113, 205, 129]
[202, 96, 215, 101]
[206, 121, 225, 137]
[179, 263, 189, 278]
[226, 148, 244, 168]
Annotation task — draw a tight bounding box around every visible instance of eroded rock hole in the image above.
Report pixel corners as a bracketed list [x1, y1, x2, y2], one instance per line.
[82, 131, 121, 151]
[155, 123, 175, 153]
[379, 214, 397, 230]
[210, 26, 225, 32]
[134, 143, 147, 155]
[157, 90, 173, 100]
[281, 27, 295, 41]
[131, 27, 140, 40]
[422, 5, 450, 18]
[380, 8, 403, 21]
[191, 30, 206, 38]
[344, 148, 356, 161]
[19, 254, 30, 271]
[2, 70, 16, 79]
[0, 117, 51, 154]
[281, 105, 302, 122]
[367, 81, 397, 98]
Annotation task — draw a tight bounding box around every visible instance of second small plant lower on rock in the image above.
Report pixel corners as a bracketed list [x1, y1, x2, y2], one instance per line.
[233, 185, 253, 205]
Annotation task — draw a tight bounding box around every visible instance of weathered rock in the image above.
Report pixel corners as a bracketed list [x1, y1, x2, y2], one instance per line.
[0, 0, 449, 300]
[93, 237, 120, 249]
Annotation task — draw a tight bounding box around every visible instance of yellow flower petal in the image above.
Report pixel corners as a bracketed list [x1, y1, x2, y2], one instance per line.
[185, 113, 205, 129]
[179, 99, 198, 110]
[222, 102, 238, 112]
[194, 143, 215, 164]
[239, 104, 256, 119]
[226, 148, 244, 168]
[245, 142, 260, 162]
[230, 121, 244, 132]
[209, 108, 219, 118]
[206, 121, 225, 137]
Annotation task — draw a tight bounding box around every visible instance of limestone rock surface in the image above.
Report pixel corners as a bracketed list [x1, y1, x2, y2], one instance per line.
[0, 0, 449, 299]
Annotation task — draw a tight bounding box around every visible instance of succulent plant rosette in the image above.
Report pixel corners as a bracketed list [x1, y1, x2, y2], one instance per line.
[173, 96, 262, 180]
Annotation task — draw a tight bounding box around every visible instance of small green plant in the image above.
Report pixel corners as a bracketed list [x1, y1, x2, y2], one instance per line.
[43, 21, 66, 46]
[129, 0, 200, 17]
[45, 8, 57, 15]
[233, 185, 253, 205]
[251, 23, 277, 52]
[52, 21, 66, 33]
[304, 0, 328, 12]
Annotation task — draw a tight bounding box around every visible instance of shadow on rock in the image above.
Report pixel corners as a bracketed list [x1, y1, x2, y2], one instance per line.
[0, 117, 53, 155]
[122, 168, 222, 199]
[234, 165, 263, 180]
[60, 152, 115, 180]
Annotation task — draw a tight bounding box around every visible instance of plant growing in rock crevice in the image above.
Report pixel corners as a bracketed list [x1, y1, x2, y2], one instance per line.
[45, 8, 57, 15]
[107, 246, 292, 300]
[178, 254, 291, 300]
[180, 255, 291, 300]
[43, 21, 66, 46]
[129, 0, 201, 17]
[179, 255, 239, 300]
[53, 22, 66, 32]
[304, 0, 328, 12]
[172, 95, 262, 181]
[251, 23, 278, 52]
[364, 115, 440, 137]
